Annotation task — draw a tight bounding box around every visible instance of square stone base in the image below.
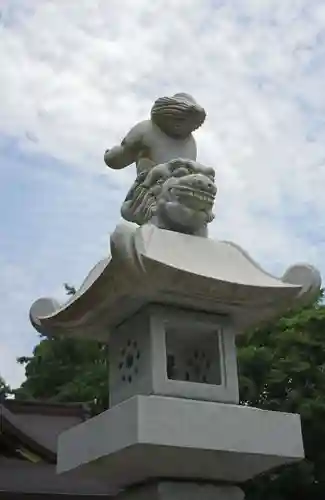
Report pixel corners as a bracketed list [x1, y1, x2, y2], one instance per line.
[116, 482, 244, 500]
[57, 396, 304, 492]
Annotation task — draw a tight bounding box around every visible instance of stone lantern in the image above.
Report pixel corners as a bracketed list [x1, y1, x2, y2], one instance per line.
[30, 93, 321, 500]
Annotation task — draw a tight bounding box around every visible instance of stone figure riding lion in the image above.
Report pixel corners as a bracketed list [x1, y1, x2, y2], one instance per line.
[104, 92, 216, 236]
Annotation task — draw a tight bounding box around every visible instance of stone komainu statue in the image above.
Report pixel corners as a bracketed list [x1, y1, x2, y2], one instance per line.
[104, 93, 215, 232]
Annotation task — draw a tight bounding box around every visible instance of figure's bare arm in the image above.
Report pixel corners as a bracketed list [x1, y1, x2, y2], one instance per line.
[104, 122, 146, 170]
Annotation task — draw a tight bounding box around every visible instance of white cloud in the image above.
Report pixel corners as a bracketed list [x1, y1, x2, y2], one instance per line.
[1, 0, 325, 386]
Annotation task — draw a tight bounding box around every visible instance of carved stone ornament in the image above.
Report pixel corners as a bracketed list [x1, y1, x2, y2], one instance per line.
[104, 93, 215, 233]
[121, 158, 216, 235]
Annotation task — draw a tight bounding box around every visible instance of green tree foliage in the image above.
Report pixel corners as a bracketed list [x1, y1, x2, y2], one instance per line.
[238, 292, 325, 500]
[15, 338, 108, 413]
[0, 375, 10, 399]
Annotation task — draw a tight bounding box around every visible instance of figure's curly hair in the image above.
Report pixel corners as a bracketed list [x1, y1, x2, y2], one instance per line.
[151, 93, 206, 133]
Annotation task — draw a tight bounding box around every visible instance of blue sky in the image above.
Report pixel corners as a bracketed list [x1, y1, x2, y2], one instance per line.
[1, 0, 325, 387]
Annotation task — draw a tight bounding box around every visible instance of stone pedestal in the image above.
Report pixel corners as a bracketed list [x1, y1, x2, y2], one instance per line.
[116, 482, 244, 500]
[57, 395, 303, 492]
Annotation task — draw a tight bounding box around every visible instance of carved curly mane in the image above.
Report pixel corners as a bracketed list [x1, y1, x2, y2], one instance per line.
[121, 175, 156, 225]
[121, 159, 216, 228]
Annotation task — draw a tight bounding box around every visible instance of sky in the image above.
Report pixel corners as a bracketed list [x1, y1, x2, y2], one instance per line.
[1, 0, 325, 388]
